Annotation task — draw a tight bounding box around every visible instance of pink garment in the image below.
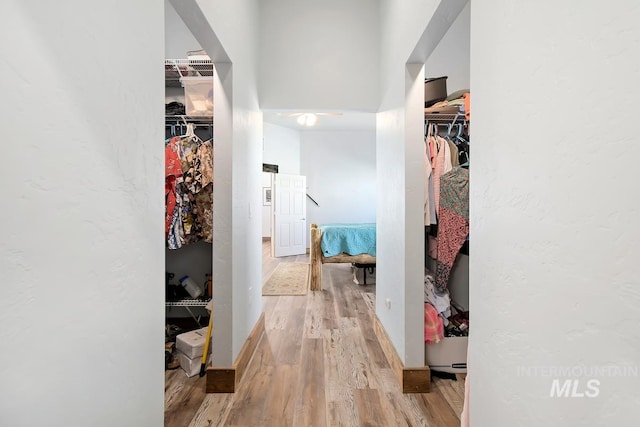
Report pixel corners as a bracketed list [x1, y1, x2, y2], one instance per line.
[428, 135, 437, 165]
[424, 138, 433, 225]
[432, 136, 452, 214]
[424, 303, 444, 344]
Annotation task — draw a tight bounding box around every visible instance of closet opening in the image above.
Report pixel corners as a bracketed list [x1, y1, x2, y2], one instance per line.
[165, 0, 264, 398]
[409, 0, 470, 387]
[164, 7, 214, 381]
[164, 54, 214, 375]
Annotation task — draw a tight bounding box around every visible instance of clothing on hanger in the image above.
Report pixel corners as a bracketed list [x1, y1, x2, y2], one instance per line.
[433, 135, 452, 214]
[447, 139, 459, 168]
[165, 137, 183, 238]
[424, 136, 434, 225]
[435, 167, 469, 292]
[165, 131, 214, 248]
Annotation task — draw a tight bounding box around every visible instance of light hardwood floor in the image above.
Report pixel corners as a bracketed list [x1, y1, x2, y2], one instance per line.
[164, 240, 465, 426]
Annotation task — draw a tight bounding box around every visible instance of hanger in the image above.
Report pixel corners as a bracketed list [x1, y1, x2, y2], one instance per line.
[459, 154, 470, 168]
[178, 114, 198, 140]
[185, 123, 196, 139]
[454, 123, 464, 144]
[426, 122, 435, 139]
[450, 122, 466, 145]
[446, 123, 454, 140]
[430, 123, 437, 139]
[457, 123, 470, 167]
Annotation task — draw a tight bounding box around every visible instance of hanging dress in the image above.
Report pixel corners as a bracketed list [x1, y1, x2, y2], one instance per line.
[435, 167, 469, 292]
[165, 137, 183, 237]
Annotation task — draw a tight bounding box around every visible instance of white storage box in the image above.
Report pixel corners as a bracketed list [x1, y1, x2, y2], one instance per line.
[177, 350, 212, 378]
[181, 77, 213, 116]
[176, 327, 211, 359]
[426, 336, 468, 374]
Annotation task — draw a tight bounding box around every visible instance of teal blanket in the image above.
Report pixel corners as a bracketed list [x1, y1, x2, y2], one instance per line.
[319, 223, 376, 257]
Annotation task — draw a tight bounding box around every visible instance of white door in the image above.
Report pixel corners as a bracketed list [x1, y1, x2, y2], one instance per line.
[273, 174, 307, 257]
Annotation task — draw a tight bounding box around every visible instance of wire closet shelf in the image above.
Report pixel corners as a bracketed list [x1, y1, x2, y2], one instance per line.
[165, 59, 214, 87]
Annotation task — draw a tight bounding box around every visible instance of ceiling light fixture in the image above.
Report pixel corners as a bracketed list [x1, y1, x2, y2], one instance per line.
[305, 113, 317, 126]
[277, 112, 343, 126]
[296, 113, 318, 127]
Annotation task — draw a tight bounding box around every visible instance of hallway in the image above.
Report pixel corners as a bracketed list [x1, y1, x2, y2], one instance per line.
[164, 240, 464, 426]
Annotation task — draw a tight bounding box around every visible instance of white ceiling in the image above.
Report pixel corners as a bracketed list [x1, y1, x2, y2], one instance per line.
[262, 110, 376, 132]
[258, 0, 380, 112]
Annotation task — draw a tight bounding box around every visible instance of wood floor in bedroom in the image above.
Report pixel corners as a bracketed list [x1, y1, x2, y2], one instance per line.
[164, 240, 465, 427]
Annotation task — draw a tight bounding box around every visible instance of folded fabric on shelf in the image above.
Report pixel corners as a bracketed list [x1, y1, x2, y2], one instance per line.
[424, 303, 445, 344]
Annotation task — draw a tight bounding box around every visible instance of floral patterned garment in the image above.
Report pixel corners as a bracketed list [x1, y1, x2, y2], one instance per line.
[194, 183, 213, 243]
[178, 136, 203, 243]
[180, 136, 213, 195]
[178, 136, 201, 194]
[435, 167, 469, 292]
[197, 140, 213, 190]
[178, 185, 199, 244]
[191, 139, 213, 243]
[166, 135, 214, 248]
[167, 205, 185, 250]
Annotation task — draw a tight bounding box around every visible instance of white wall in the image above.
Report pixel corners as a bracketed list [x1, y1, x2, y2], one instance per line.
[165, 0, 202, 58]
[424, 1, 470, 94]
[263, 123, 301, 174]
[164, 0, 196, 104]
[262, 123, 301, 238]
[258, 0, 380, 111]
[200, 0, 263, 364]
[172, 0, 263, 365]
[301, 131, 377, 244]
[377, 0, 458, 366]
[470, 1, 640, 425]
[0, 1, 164, 426]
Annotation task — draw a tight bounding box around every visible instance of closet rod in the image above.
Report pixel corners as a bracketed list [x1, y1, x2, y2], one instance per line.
[424, 112, 466, 124]
[166, 114, 214, 124]
[164, 123, 213, 127]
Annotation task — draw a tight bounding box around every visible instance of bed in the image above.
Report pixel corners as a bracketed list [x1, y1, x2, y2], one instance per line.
[308, 223, 377, 291]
